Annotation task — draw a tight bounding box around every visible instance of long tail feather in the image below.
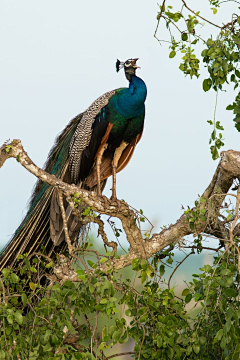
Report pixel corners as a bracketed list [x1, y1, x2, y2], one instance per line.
[0, 113, 83, 272]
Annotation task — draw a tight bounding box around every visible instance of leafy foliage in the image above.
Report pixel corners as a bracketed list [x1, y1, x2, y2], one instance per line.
[155, 0, 240, 159]
[0, 238, 240, 359]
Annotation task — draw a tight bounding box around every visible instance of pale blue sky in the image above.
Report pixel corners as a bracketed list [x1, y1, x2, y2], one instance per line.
[0, 1, 239, 247]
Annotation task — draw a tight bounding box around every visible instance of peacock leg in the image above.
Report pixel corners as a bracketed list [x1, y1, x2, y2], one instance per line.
[96, 143, 108, 196]
[111, 141, 128, 200]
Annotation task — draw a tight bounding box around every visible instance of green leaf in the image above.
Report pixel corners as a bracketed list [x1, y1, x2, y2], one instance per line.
[157, 335, 163, 348]
[0, 351, 6, 359]
[141, 271, 147, 284]
[220, 336, 226, 349]
[29, 282, 36, 290]
[112, 329, 122, 343]
[169, 50, 176, 58]
[220, 268, 231, 276]
[76, 269, 85, 276]
[87, 260, 95, 268]
[226, 103, 236, 110]
[226, 307, 235, 320]
[193, 344, 200, 354]
[7, 315, 13, 324]
[167, 347, 174, 359]
[214, 329, 223, 343]
[199, 215, 206, 222]
[139, 314, 148, 322]
[185, 293, 192, 303]
[2, 268, 10, 278]
[100, 257, 108, 264]
[159, 264, 165, 276]
[222, 60, 228, 73]
[21, 293, 27, 307]
[6, 326, 12, 336]
[181, 33, 188, 41]
[203, 78, 212, 92]
[10, 273, 19, 283]
[194, 293, 202, 301]
[224, 288, 238, 297]
[100, 299, 108, 304]
[140, 259, 148, 270]
[125, 309, 132, 316]
[98, 342, 106, 350]
[89, 284, 95, 294]
[51, 334, 59, 345]
[216, 121, 224, 130]
[131, 258, 140, 270]
[146, 266, 153, 278]
[199, 336, 206, 345]
[45, 261, 54, 269]
[224, 318, 231, 333]
[232, 352, 240, 360]
[14, 312, 23, 325]
[109, 297, 117, 302]
[235, 69, 240, 78]
[182, 288, 189, 296]
[211, 146, 219, 160]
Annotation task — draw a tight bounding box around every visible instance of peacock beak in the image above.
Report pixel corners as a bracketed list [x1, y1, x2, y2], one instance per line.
[133, 58, 140, 69]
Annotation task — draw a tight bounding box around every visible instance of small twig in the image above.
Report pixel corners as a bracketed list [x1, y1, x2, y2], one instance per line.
[66, 195, 118, 252]
[162, 14, 183, 33]
[0, 277, 6, 303]
[229, 186, 240, 246]
[181, 0, 221, 28]
[106, 352, 135, 359]
[219, 0, 240, 4]
[229, 186, 240, 274]
[91, 310, 99, 358]
[183, 245, 222, 252]
[107, 217, 127, 253]
[28, 301, 51, 324]
[154, 0, 167, 38]
[72, 254, 89, 274]
[168, 250, 194, 290]
[28, 252, 53, 263]
[84, 314, 93, 332]
[138, 325, 146, 360]
[221, 17, 238, 30]
[58, 191, 74, 255]
[85, 216, 117, 252]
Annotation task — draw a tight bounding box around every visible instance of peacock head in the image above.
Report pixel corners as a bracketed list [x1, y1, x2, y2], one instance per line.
[116, 58, 140, 81]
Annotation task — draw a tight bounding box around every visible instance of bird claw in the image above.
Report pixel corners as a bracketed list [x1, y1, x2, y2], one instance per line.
[102, 195, 110, 209]
[97, 189, 102, 197]
[110, 196, 122, 212]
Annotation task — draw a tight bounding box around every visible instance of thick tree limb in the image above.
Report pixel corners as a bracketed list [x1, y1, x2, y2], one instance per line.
[1, 140, 240, 273]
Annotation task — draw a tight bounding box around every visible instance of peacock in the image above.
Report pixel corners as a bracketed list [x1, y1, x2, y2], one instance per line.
[0, 58, 147, 272]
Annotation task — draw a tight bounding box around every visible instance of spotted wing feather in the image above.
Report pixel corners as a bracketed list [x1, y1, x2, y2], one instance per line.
[69, 90, 115, 184]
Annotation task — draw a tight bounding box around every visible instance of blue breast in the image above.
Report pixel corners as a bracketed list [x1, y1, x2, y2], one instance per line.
[111, 75, 147, 118]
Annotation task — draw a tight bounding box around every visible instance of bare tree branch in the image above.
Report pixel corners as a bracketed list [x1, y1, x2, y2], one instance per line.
[1, 140, 240, 273]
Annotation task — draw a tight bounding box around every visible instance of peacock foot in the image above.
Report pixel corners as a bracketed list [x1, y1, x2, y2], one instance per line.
[110, 195, 122, 212]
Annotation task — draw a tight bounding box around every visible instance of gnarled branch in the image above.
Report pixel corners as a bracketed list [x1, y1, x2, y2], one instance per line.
[1, 140, 240, 273]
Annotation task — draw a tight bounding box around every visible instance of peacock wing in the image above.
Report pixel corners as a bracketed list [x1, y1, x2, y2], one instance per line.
[50, 90, 116, 245]
[69, 90, 115, 184]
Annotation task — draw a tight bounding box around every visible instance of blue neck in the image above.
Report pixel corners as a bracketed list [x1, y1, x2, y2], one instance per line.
[116, 75, 147, 117]
[128, 75, 147, 103]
